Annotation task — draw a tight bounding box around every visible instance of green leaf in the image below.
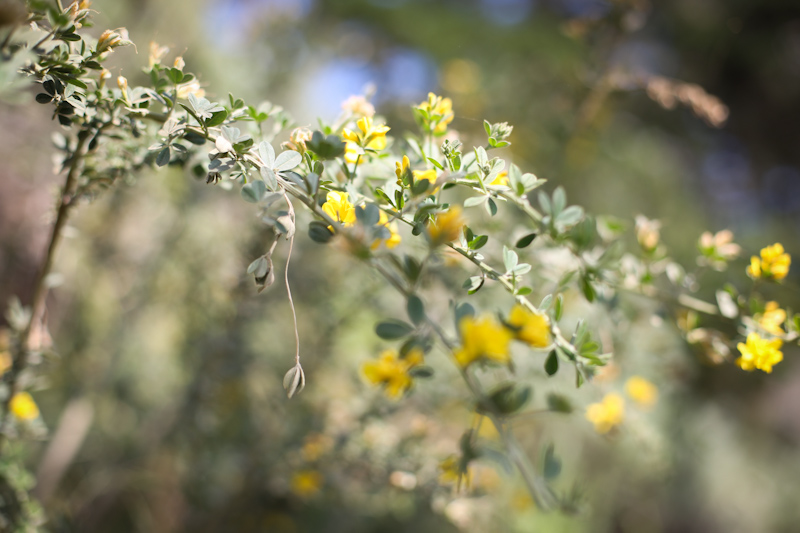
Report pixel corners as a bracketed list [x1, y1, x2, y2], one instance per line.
[407, 295, 426, 326]
[205, 109, 228, 127]
[486, 197, 498, 216]
[545, 350, 559, 376]
[308, 221, 334, 243]
[411, 179, 430, 196]
[554, 294, 564, 321]
[547, 393, 573, 413]
[515, 233, 537, 248]
[166, 67, 184, 84]
[241, 180, 266, 203]
[552, 186, 566, 216]
[503, 246, 518, 272]
[516, 287, 532, 296]
[581, 275, 596, 302]
[463, 276, 484, 294]
[455, 302, 475, 329]
[156, 147, 170, 167]
[481, 383, 532, 415]
[463, 196, 486, 208]
[375, 320, 415, 340]
[408, 366, 434, 378]
[427, 157, 444, 170]
[355, 204, 380, 227]
[469, 235, 488, 250]
[543, 445, 562, 479]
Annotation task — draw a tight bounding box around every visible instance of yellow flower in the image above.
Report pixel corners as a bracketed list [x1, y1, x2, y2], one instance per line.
[417, 92, 454, 135]
[395, 155, 410, 184]
[321, 191, 356, 228]
[343, 141, 362, 165]
[757, 301, 786, 335]
[453, 315, 513, 368]
[736, 332, 783, 373]
[585, 393, 624, 434]
[747, 243, 791, 281]
[290, 470, 323, 498]
[428, 206, 465, 245]
[438, 455, 471, 488]
[488, 170, 509, 187]
[507, 304, 550, 348]
[362, 349, 423, 399]
[624, 376, 658, 408]
[342, 116, 390, 150]
[10, 392, 39, 421]
[371, 211, 402, 250]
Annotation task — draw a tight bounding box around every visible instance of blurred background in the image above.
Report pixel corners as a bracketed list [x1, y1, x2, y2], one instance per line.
[2, 0, 800, 531]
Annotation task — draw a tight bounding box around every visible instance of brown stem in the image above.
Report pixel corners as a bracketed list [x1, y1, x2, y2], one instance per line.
[0, 132, 88, 450]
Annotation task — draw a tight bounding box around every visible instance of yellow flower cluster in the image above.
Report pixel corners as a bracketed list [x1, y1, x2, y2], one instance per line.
[416, 92, 454, 135]
[321, 191, 356, 228]
[507, 305, 550, 348]
[428, 206, 465, 245]
[585, 393, 625, 434]
[453, 306, 551, 369]
[736, 332, 783, 373]
[624, 376, 658, 408]
[747, 243, 791, 281]
[342, 116, 390, 150]
[10, 392, 39, 421]
[290, 470, 323, 498]
[757, 301, 786, 335]
[362, 349, 424, 399]
[453, 315, 513, 367]
[585, 376, 658, 433]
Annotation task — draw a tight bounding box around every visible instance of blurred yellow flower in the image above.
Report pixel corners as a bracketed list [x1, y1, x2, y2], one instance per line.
[439, 455, 471, 488]
[454, 315, 512, 368]
[321, 191, 356, 228]
[747, 243, 791, 281]
[757, 301, 786, 335]
[10, 392, 39, 421]
[736, 332, 783, 373]
[585, 393, 624, 434]
[342, 116, 390, 150]
[488, 170, 509, 187]
[428, 206, 465, 245]
[371, 211, 401, 250]
[507, 304, 550, 348]
[395, 155, 410, 184]
[417, 92, 454, 135]
[624, 376, 658, 408]
[362, 349, 423, 399]
[343, 141, 362, 165]
[290, 470, 323, 497]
